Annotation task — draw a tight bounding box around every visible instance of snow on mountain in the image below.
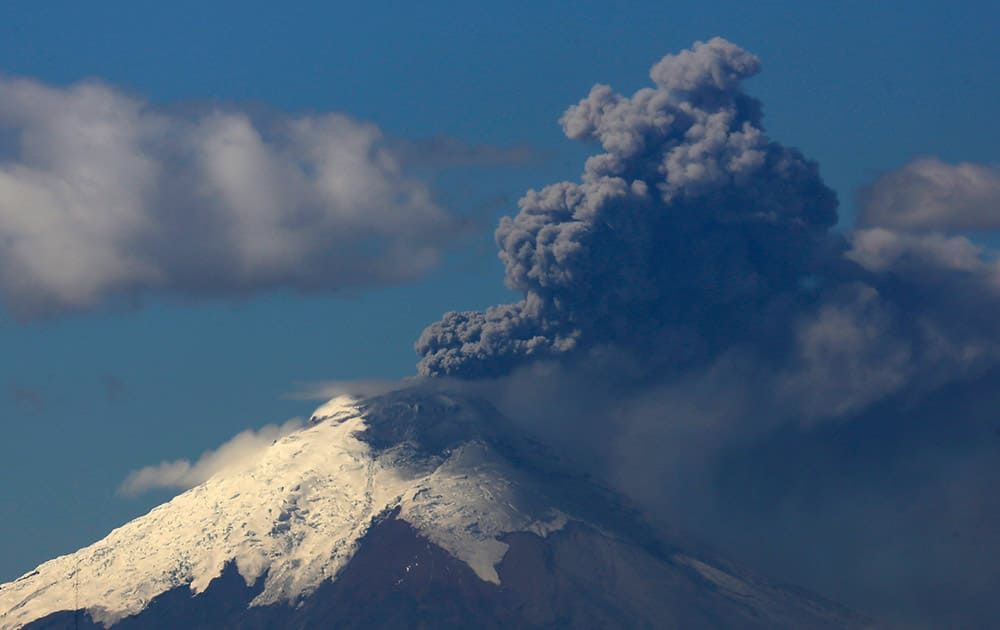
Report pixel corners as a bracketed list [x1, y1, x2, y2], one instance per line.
[0, 393, 569, 629]
[0, 388, 873, 629]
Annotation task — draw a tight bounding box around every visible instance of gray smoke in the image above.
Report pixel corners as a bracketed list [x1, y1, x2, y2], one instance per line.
[415, 38, 1000, 626]
[416, 38, 1000, 416]
[417, 38, 839, 378]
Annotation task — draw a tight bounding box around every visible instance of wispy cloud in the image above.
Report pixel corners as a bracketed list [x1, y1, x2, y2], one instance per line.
[858, 157, 1000, 232]
[118, 418, 303, 497]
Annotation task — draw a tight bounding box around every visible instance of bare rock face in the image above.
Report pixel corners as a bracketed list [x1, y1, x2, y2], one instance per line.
[4, 389, 873, 629]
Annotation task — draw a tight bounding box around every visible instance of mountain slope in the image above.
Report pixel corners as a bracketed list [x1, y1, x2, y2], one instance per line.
[1, 389, 873, 629]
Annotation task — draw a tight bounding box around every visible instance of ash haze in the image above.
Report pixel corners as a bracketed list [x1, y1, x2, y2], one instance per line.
[2, 2, 999, 629]
[414, 37, 1000, 627]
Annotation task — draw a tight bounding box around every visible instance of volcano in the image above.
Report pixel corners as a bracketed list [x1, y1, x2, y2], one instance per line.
[0, 389, 872, 629]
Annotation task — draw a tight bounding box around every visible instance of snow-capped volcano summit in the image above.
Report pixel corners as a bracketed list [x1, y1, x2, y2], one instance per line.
[1, 389, 871, 629]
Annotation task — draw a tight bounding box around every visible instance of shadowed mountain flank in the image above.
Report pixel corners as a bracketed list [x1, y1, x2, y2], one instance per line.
[25, 512, 870, 630]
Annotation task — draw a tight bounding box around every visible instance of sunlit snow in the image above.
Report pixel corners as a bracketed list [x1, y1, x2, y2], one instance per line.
[0, 395, 566, 629]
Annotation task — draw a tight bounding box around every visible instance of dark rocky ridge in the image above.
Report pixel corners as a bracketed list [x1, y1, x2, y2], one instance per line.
[26, 511, 871, 629]
[17, 389, 876, 629]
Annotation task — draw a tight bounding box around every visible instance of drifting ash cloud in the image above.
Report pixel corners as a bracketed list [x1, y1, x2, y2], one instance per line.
[0, 75, 472, 318]
[118, 418, 303, 497]
[416, 38, 1000, 412]
[858, 156, 1000, 232]
[415, 38, 1000, 627]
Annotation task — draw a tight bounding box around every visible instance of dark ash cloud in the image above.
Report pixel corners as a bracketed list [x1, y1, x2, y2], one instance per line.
[415, 37, 1000, 414]
[417, 37, 839, 378]
[414, 38, 1000, 626]
[0, 76, 466, 318]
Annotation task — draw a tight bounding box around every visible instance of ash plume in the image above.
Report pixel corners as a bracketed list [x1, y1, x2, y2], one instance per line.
[417, 37, 840, 378]
[415, 38, 1000, 626]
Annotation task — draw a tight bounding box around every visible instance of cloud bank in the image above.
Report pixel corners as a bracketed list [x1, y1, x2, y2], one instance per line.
[858, 156, 1000, 232]
[415, 38, 1000, 626]
[0, 76, 464, 318]
[118, 418, 302, 497]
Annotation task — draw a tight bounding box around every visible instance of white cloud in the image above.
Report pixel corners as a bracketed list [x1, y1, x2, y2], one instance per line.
[847, 227, 987, 273]
[858, 156, 1000, 232]
[118, 418, 303, 497]
[0, 75, 463, 318]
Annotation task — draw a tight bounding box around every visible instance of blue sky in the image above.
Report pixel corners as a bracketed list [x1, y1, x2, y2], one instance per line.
[1, 0, 998, 588]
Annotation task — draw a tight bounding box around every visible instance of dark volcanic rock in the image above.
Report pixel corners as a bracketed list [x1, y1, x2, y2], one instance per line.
[13, 390, 875, 630]
[27, 512, 871, 630]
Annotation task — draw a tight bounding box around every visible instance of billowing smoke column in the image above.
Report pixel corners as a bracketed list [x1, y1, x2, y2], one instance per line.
[413, 38, 1000, 626]
[416, 38, 840, 378]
